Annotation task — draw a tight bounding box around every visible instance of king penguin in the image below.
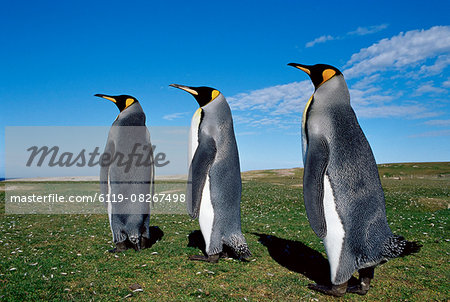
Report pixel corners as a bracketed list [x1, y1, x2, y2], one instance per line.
[169, 84, 251, 263]
[287, 63, 421, 296]
[95, 94, 155, 252]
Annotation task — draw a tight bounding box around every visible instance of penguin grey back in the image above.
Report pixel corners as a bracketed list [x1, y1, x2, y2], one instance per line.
[202, 94, 241, 177]
[309, 74, 390, 240]
[201, 94, 242, 226]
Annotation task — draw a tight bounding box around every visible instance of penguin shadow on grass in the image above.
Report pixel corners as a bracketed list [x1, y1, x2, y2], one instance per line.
[253, 233, 358, 287]
[143, 226, 164, 248]
[187, 230, 245, 260]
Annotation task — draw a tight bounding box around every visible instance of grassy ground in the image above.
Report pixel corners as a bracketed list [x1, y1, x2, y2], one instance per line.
[0, 162, 448, 301]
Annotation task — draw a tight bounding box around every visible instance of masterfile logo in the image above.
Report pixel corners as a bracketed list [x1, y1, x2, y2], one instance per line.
[5, 126, 187, 178]
[5, 126, 189, 215]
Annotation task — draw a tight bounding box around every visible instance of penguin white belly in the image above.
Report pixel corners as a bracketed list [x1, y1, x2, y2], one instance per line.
[107, 172, 114, 240]
[189, 108, 202, 162]
[322, 175, 345, 283]
[199, 175, 214, 253]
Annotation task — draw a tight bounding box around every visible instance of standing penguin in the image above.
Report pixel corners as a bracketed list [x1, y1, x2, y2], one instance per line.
[169, 84, 251, 263]
[287, 63, 421, 296]
[95, 94, 155, 252]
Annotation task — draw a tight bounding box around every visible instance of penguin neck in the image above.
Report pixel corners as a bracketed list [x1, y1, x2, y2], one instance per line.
[114, 102, 146, 126]
[313, 75, 350, 108]
[201, 94, 232, 124]
[202, 94, 227, 111]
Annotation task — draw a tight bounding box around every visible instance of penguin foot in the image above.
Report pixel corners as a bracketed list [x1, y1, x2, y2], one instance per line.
[188, 254, 220, 263]
[188, 255, 208, 261]
[207, 254, 220, 263]
[347, 277, 371, 295]
[219, 251, 230, 259]
[109, 241, 128, 253]
[308, 282, 348, 297]
[346, 284, 369, 295]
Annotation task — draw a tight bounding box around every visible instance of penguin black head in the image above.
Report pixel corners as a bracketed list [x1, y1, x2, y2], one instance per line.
[169, 84, 220, 107]
[94, 94, 138, 112]
[288, 63, 342, 89]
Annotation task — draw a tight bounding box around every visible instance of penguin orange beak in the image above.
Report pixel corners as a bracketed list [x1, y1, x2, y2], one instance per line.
[94, 94, 117, 103]
[169, 84, 199, 96]
[288, 63, 311, 75]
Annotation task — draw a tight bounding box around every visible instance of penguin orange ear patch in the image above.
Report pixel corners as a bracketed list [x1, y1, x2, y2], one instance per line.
[322, 69, 336, 83]
[211, 90, 220, 101]
[125, 98, 134, 109]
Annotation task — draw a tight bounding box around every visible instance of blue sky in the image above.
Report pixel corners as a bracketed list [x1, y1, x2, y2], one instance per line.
[1, 0, 449, 177]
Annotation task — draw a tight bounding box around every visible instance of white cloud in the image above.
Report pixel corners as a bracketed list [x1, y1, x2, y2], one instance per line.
[418, 54, 450, 76]
[349, 86, 397, 106]
[344, 26, 450, 78]
[229, 79, 436, 124]
[305, 24, 388, 48]
[236, 131, 259, 136]
[340, 73, 403, 108]
[162, 112, 190, 120]
[305, 35, 335, 48]
[354, 104, 436, 119]
[443, 78, 450, 88]
[350, 74, 381, 89]
[230, 26, 448, 129]
[228, 81, 312, 113]
[409, 129, 450, 138]
[229, 78, 439, 126]
[233, 114, 298, 129]
[249, 116, 284, 127]
[423, 119, 450, 126]
[414, 82, 447, 95]
[347, 24, 389, 36]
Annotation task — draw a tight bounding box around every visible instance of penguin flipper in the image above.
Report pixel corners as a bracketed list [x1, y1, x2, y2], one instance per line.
[303, 136, 329, 238]
[100, 140, 115, 196]
[187, 135, 217, 219]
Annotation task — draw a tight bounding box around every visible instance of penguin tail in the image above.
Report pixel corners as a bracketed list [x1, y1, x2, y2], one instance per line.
[382, 235, 422, 259]
[235, 244, 252, 260]
[224, 234, 252, 260]
[128, 235, 141, 251]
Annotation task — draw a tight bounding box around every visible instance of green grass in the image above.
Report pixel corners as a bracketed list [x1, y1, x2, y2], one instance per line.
[0, 162, 449, 301]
